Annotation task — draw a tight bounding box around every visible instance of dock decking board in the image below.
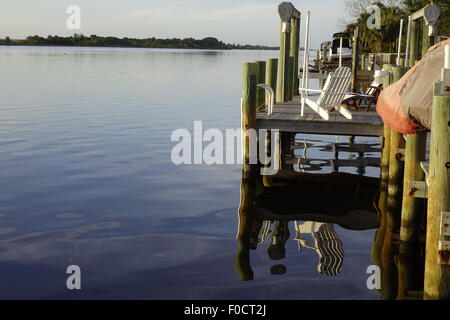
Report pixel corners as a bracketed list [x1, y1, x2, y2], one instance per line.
[257, 97, 384, 137]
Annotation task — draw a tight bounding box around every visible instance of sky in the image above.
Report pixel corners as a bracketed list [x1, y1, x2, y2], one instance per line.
[0, 0, 351, 48]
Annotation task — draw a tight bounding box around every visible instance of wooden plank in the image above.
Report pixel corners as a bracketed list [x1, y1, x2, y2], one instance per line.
[408, 181, 428, 198]
[257, 118, 383, 136]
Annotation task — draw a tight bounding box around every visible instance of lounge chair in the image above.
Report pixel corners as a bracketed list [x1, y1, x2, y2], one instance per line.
[342, 83, 383, 112]
[299, 67, 353, 120]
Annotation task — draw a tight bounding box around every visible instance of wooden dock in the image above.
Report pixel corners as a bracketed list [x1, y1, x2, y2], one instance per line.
[257, 96, 383, 137]
[240, 1, 449, 300]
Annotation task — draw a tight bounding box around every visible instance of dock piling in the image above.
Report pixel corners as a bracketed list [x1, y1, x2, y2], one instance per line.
[242, 62, 258, 171]
[265, 58, 278, 108]
[255, 61, 267, 112]
[290, 17, 301, 96]
[424, 82, 450, 300]
[400, 132, 427, 242]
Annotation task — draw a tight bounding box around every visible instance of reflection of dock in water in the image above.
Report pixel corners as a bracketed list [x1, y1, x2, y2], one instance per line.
[236, 170, 380, 281]
[295, 222, 344, 276]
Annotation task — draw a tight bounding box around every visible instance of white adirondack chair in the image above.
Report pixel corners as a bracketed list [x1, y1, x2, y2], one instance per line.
[299, 67, 353, 120]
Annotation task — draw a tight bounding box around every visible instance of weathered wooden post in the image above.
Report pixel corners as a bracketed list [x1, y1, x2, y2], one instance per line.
[396, 19, 404, 66]
[277, 2, 300, 102]
[255, 61, 267, 112]
[265, 58, 278, 107]
[408, 20, 417, 67]
[290, 16, 301, 96]
[286, 56, 294, 101]
[421, 20, 430, 58]
[242, 62, 258, 172]
[378, 64, 394, 216]
[376, 64, 402, 300]
[424, 47, 450, 299]
[400, 131, 427, 243]
[405, 16, 412, 67]
[351, 27, 360, 93]
[386, 66, 408, 232]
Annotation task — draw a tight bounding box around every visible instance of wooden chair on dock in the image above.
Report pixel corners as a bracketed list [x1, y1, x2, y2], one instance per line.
[299, 67, 353, 120]
[341, 84, 383, 112]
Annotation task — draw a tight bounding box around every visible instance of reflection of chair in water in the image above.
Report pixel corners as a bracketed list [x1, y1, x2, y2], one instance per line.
[295, 221, 344, 276]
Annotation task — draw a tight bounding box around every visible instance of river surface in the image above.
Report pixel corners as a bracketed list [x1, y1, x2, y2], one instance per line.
[0, 46, 381, 299]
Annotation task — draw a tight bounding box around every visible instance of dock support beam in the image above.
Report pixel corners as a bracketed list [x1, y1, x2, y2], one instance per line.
[277, 2, 300, 103]
[255, 61, 266, 112]
[242, 62, 258, 172]
[400, 132, 427, 242]
[265, 58, 278, 108]
[408, 20, 417, 67]
[424, 83, 450, 300]
[290, 17, 300, 96]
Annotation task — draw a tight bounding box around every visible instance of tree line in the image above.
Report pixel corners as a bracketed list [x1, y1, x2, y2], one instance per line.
[343, 0, 449, 53]
[0, 34, 277, 50]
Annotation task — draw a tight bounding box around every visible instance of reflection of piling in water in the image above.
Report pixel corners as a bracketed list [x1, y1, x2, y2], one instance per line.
[397, 242, 424, 300]
[267, 221, 290, 260]
[236, 170, 257, 281]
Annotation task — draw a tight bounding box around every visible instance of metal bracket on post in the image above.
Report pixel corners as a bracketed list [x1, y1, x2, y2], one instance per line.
[439, 211, 450, 265]
[442, 45, 450, 96]
[282, 22, 291, 33]
[408, 181, 428, 198]
[441, 212, 450, 236]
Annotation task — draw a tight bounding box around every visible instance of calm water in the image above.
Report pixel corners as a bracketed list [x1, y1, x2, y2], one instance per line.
[0, 46, 381, 299]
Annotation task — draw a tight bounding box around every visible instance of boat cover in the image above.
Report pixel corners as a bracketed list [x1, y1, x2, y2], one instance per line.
[376, 39, 450, 134]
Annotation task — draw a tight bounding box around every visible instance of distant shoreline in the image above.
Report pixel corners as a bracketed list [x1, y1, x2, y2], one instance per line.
[0, 44, 280, 51]
[0, 34, 279, 51]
